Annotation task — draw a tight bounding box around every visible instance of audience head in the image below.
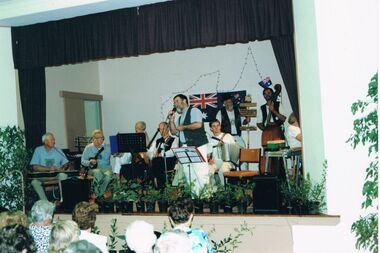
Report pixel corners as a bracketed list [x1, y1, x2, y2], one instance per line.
[0, 211, 28, 229]
[209, 119, 221, 135]
[168, 198, 194, 227]
[173, 94, 188, 113]
[0, 224, 37, 253]
[135, 121, 147, 133]
[30, 200, 55, 225]
[288, 112, 299, 125]
[49, 220, 80, 253]
[153, 231, 192, 253]
[72, 201, 98, 230]
[42, 132, 55, 149]
[125, 220, 156, 253]
[91, 129, 104, 148]
[63, 240, 102, 253]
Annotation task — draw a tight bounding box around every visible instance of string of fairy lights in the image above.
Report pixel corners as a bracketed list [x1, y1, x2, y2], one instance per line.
[160, 45, 264, 119]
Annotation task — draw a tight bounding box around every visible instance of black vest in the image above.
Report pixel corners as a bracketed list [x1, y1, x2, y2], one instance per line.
[220, 107, 242, 136]
[260, 101, 283, 126]
[181, 107, 208, 147]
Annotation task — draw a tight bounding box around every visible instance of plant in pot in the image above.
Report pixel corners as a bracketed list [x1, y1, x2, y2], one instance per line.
[234, 183, 254, 214]
[0, 126, 30, 211]
[158, 182, 177, 213]
[112, 179, 139, 213]
[93, 177, 114, 213]
[190, 184, 209, 214]
[205, 183, 224, 214]
[219, 184, 236, 214]
[144, 184, 160, 213]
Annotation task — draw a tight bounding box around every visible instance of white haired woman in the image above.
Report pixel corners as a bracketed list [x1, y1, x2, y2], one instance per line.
[49, 220, 80, 253]
[154, 231, 192, 253]
[125, 220, 157, 253]
[29, 200, 55, 253]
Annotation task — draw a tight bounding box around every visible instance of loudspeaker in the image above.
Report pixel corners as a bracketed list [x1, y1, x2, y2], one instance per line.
[253, 176, 280, 214]
[61, 179, 91, 212]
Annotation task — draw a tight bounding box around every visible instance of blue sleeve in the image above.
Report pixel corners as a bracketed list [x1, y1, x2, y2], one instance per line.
[30, 147, 41, 165]
[81, 145, 92, 167]
[55, 148, 69, 166]
[190, 107, 204, 123]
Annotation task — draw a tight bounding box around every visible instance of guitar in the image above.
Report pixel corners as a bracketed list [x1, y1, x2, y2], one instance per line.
[82, 147, 104, 178]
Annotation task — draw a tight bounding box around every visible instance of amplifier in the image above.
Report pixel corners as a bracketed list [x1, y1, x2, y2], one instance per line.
[253, 176, 280, 214]
[61, 178, 91, 212]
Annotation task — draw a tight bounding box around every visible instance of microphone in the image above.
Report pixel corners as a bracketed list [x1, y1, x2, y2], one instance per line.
[166, 107, 177, 122]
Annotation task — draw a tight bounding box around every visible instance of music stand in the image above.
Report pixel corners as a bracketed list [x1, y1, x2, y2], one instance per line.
[172, 146, 206, 194]
[116, 133, 147, 153]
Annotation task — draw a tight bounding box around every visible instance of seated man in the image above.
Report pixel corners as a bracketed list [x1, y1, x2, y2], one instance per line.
[30, 132, 69, 202]
[207, 119, 236, 185]
[147, 122, 178, 188]
[119, 121, 150, 182]
[285, 112, 302, 149]
[81, 129, 112, 198]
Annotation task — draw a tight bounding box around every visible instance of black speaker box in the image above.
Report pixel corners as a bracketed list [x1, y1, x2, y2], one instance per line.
[253, 176, 280, 214]
[61, 179, 91, 212]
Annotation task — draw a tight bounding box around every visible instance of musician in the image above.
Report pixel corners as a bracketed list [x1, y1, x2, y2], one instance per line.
[285, 112, 302, 149]
[147, 122, 178, 188]
[118, 121, 149, 181]
[216, 95, 247, 148]
[81, 129, 112, 198]
[208, 119, 236, 185]
[168, 94, 209, 195]
[30, 132, 69, 201]
[257, 88, 286, 145]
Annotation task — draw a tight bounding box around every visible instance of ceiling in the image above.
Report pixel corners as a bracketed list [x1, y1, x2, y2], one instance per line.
[0, 0, 169, 27]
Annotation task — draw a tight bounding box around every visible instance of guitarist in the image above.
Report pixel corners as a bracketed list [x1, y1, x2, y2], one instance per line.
[81, 129, 112, 199]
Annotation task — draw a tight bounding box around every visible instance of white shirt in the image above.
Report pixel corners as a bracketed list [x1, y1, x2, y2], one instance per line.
[285, 125, 302, 148]
[79, 230, 109, 253]
[147, 136, 178, 160]
[113, 152, 132, 174]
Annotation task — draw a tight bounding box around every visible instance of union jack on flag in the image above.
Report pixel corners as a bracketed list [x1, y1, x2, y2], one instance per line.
[189, 93, 218, 121]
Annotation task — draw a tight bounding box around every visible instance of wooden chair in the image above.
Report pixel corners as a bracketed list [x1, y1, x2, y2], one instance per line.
[223, 148, 261, 186]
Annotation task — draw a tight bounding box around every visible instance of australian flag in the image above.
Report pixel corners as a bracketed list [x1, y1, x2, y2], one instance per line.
[189, 90, 246, 122]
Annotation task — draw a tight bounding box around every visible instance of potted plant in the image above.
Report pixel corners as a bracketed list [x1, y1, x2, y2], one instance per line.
[234, 183, 254, 214]
[112, 179, 139, 213]
[144, 184, 160, 213]
[190, 184, 209, 214]
[93, 177, 114, 213]
[158, 182, 177, 213]
[205, 183, 224, 214]
[0, 126, 30, 211]
[219, 184, 236, 214]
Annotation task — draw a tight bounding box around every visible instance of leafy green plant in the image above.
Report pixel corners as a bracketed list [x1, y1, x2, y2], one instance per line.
[144, 184, 161, 203]
[210, 221, 254, 252]
[280, 161, 327, 214]
[348, 73, 378, 253]
[0, 126, 30, 211]
[160, 182, 177, 203]
[91, 224, 100, 235]
[112, 179, 140, 202]
[233, 183, 254, 202]
[108, 218, 118, 250]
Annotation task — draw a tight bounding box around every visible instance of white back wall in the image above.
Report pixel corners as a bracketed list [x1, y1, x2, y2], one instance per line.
[99, 41, 292, 152]
[45, 62, 100, 148]
[0, 27, 18, 127]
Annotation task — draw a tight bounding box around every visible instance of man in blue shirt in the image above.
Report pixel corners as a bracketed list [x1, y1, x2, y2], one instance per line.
[81, 129, 112, 198]
[30, 132, 69, 201]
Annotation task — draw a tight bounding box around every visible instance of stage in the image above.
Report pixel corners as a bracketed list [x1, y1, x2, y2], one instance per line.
[55, 213, 339, 252]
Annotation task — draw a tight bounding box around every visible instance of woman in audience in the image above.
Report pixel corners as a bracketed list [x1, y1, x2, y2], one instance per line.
[72, 202, 108, 253]
[49, 220, 80, 253]
[285, 112, 302, 149]
[153, 231, 192, 253]
[63, 240, 101, 253]
[167, 198, 214, 253]
[0, 224, 37, 253]
[125, 220, 157, 253]
[29, 200, 55, 253]
[0, 211, 28, 229]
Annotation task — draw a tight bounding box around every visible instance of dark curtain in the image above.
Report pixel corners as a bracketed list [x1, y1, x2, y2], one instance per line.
[12, 0, 294, 68]
[271, 35, 299, 115]
[18, 68, 46, 150]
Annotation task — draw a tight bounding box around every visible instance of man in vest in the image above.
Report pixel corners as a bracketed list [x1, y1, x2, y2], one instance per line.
[168, 94, 210, 195]
[257, 88, 286, 131]
[216, 95, 247, 148]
